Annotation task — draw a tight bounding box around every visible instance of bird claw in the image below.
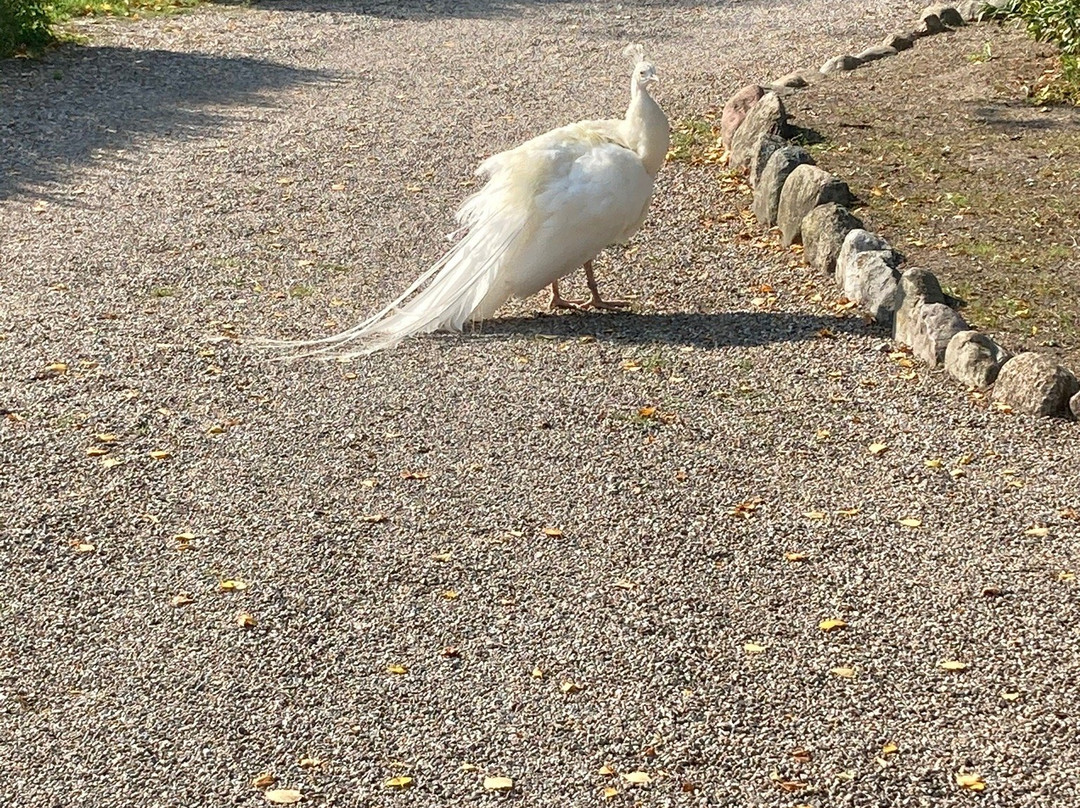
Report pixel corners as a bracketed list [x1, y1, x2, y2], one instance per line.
[549, 294, 588, 311]
[587, 297, 632, 311]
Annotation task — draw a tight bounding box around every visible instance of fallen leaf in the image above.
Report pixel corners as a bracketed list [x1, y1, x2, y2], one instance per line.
[898, 517, 922, 528]
[440, 645, 460, 658]
[613, 579, 636, 590]
[264, 789, 302, 804]
[460, 763, 478, 772]
[1000, 690, 1022, 702]
[431, 551, 452, 562]
[218, 579, 248, 592]
[790, 747, 812, 763]
[803, 510, 826, 520]
[560, 680, 583, 694]
[939, 660, 970, 672]
[542, 527, 564, 537]
[483, 776, 513, 791]
[73, 542, 95, 553]
[299, 757, 323, 769]
[784, 552, 809, 562]
[955, 773, 986, 791]
[1024, 525, 1049, 537]
[384, 776, 413, 789]
[95, 433, 119, 443]
[171, 593, 194, 607]
[86, 446, 110, 457]
[830, 666, 856, 678]
[531, 666, 545, 679]
[744, 642, 766, 654]
[881, 742, 899, 756]
[442, 589, 460, 600]
[621, 771, 651, 785]
[819, 618, 847, 632]
[868, 443, 888, 456]
[44, 362, 68, 374]
[236, 611, 257, 628]
[836, 507, 861, 517]
[400, 470, 430, 480]
[601, 786, 619, 799]
[100, 457, 123, 468]
[1058, 571, 1076, 582]
[924, 458, 943, 469]
[359, 513, 387, 524]
[598, 765, 616, 776]
[251, 773, 276, 789]
[387, 664, 408, 675]
[149, 450, 172, 460]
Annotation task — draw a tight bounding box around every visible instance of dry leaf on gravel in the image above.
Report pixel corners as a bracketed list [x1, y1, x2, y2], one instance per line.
[236, 612, 256, 628]
[218, 579, 248, 592]
[560, 680, 583, 694]
[868, 443, 888, 456]
[803, 510, 825, 520]
[251, 773, 276, 789]
[790, 747, 812, 763]
[531, 666, 544, 679]
[898, 517, 922, 528]
[819, 618, 847, 632]
[831, 666, 855, 678]
[940, 660, 970, 672]
[621, 771, 651, 785]
[602, 786, 619, 799]
[384, 776, 413, 789]
[542, 527, 564, 537]
[1023, 525, 1049, 537]
[598, 764, 615, 776]
[171, 593, 194, 607]
[264, 789, 302, 804]
[149, 450, 172, 460]
[956, 773, 986, 791]
[881, 743, 899, 756]
[387, 664, 408, 675]
[298, 757, 322, 769]
[483, 776, 513, 791]
[744, 643, 766, 654]
[784, 552, 809, 562]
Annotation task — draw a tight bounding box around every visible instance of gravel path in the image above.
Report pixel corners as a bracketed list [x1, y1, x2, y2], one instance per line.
[2, 2, 1079, 805]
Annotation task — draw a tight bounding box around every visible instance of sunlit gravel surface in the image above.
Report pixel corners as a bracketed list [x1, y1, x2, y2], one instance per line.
[2, 1, 1078, 805]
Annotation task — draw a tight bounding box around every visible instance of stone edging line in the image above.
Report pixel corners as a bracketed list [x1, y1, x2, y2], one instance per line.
[719, 1, 1080, 421]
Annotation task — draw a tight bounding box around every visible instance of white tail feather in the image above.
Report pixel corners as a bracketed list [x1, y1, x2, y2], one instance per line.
[260, 215, 524, 358]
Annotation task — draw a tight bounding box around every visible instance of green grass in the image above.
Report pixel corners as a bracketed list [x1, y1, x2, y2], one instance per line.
[46, 0, 200, 21]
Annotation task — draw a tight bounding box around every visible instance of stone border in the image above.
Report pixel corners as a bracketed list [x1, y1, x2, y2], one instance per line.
[720, 1, 1080, 421]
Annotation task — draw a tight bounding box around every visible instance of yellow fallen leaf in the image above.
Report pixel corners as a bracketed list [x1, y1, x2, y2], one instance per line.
[384, 776, 413, 789]
[819, 618, 847, 632]
[803, 510, 825, 520]
[86, 446, 110, 457]
[621, 771, 651, 785]
[602, 786, 619, 799]
[542, 527, 564, 537]
[171, 593, 193, 607]
[1024, 526, 1049, 537]
[836, 507, 860, 516]
[560, 680, 583, 694]
[924, 458, 942, 469]
[44, 362, 68, 374]
[830, 666, 855, 678]
[251, 773, 276, 789]
[298, 757, 322, 769]
[359, 513, 387, 523]
[613, 579, 637, 590]
[431, 551, 452, 562]
[95, 433, 119, 443]
[218, 579, 248, 592]
[898, 517, 922, 528]
[531, 666, 545, 679]
[442, 589, 459, 600]
[264, 789, 302, 804]
[744, 643, 766, 654]
[598, 765, 615, 776]
[1058, 571, 1076, 582]
[882, 742, 899, 756]
[955, 773, 985, 791]
[100, 457, 123, 468]
[784, 552, 809, 562]
[1001, 690, 1022, 701]
[460, 763, 478, 772]
[387, 664, 408, 675]
[483, 776, 513, 791]
[236, 611, 257, 628]
[868, 443, 888, 456]
[940, 660, 970, 671]
[149, 450, 172, 460]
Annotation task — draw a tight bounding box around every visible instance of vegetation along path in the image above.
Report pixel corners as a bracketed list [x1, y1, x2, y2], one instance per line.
[1, 2, 1078, 806]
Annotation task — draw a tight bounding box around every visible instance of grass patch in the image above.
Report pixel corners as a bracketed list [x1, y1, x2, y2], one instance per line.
[46, 0, 200, 21]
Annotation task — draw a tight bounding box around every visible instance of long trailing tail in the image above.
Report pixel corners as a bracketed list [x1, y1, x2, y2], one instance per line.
[257, 214, 523, 359]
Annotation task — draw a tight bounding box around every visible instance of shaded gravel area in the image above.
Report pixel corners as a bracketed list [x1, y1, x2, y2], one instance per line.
[2, 2, 1079, 806]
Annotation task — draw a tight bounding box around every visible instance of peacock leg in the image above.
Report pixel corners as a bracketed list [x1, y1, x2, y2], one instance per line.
[548, 280, 587, 310]
[583, 260, 631, 310]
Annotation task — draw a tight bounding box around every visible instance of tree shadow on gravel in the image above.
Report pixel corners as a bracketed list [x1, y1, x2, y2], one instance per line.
[0, 45, 332, 201]
[240, 0, 742, 21]
[466, 310, 876, 349]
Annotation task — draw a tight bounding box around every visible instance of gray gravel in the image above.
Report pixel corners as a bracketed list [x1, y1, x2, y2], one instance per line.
[3, 2, 1079, 806]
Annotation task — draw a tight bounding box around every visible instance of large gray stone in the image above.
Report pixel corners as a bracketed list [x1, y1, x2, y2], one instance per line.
[752, 145, 815, 227]
[992, 353, 1080, 418]
[892, 267, 944, 347]
[775, 164, 853, 246]
[844, 252, 901, 324]
[801, 203, 864, 276]
[835, 229, 899, 289]
[925, 3, 966, 26]
[883, 33, 915, 51]
[820, 54, 862, 74]
[721, 84, 764, 150]
[729, 92, 787, 172]
[917, 7, 948, 34]
[910, 303, 968, 367]
[945, 331, 1011, 388]
[856, 45, 898, 63]
[749, 132, 788, 189]
[770, 71, 814, 90]
[955, 0, 982, 20]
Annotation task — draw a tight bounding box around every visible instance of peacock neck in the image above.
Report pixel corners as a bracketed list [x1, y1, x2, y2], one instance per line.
[624, 83, 669, 178]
